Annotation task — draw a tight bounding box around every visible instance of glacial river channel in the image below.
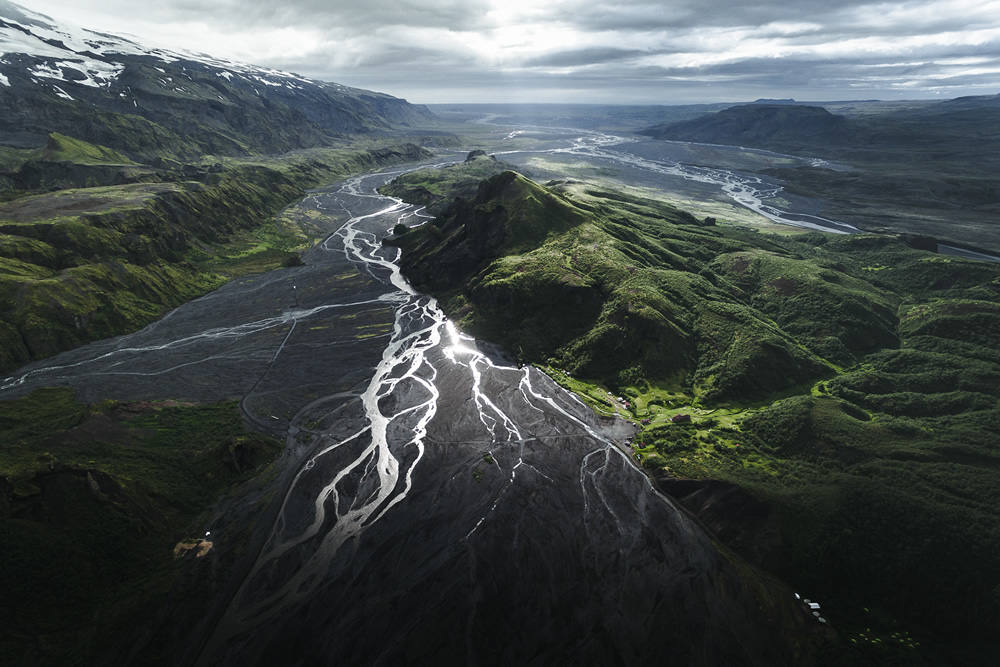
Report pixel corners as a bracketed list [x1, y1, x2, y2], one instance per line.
[1, 126, 852, 664]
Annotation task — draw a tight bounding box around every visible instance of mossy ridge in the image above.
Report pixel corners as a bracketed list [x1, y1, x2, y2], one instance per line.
[34, 133, 138, 166]
[379, 151, 511, 212]
[387, 163, 1000, 662]
[0, 388, 282, 666]
[710, 248, 901, 365]
[637, 271, 1000, 663]
[619, 365, 1000, 664]
[0, 144, 432, 373]
[390, 167, 837, 401]
[691, 299, 831, 403]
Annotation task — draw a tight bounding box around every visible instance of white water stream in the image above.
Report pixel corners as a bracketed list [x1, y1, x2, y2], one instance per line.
[199, 170, 658, 655]
[0, 124, 912, 663]
[492, 122, 861, 234]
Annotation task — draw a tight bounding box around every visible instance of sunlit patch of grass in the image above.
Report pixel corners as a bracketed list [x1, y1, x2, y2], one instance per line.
[35, 133, 138, 166]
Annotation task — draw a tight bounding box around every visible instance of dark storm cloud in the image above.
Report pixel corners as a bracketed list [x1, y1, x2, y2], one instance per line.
[26, 0, 1000, 102]
[110, 0, 494, 32]
[564, 1, 821, 31]
[523, 47, 658, 68]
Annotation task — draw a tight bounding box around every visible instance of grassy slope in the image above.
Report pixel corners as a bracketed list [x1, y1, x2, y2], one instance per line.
[34, 133, 138, 165]
[0, 138, 438, 664]
[0, 85, 438, 660]
[389, 165, 839, 402]
[0, 388, 282, 666]
[387, 161, 1000, 665]
[0, 138, 430, 373]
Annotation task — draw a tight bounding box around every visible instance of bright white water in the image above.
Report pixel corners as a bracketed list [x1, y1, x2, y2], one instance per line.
[0, 128, 851, 664]
[492, 122, 861, 234]
[196, 170, 665, 658]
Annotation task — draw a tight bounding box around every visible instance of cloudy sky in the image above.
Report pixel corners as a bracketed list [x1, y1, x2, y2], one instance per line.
[26, 0, 1000, 104]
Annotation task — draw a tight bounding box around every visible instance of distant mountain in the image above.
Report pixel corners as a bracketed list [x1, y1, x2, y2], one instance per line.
[639, 96, 1000, 165]
[900, 92, 1000, 114]
[637, 97, 1000, 252]
[639, 104, 853, 152]
[0, 0, 435, 158]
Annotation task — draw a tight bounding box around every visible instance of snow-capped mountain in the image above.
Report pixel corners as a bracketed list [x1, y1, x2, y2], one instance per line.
[0, 0, 434, 157]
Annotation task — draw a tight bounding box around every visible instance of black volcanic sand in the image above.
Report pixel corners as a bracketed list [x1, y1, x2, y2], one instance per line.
[0, 182, 399, 433]
[2, 166, 828, 665]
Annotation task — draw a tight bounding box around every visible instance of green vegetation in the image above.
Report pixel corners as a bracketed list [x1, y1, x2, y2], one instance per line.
[0, 130, 433, 661]
[0, 141, 431, 373]
[388, 162, 837, 401]
[381, 150, 511, 213]
[387, 162, 1000, 664]
[0, 40, 439, 664]
[0, 388, 282, 665]
[35, 133, 137, 166]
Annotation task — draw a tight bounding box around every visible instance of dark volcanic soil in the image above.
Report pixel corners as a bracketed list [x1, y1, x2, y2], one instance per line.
[2, 161, 828, 665]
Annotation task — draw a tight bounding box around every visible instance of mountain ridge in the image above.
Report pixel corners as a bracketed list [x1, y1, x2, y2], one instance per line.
[0, 1, 436, 158]
[639, 104, 853, 152]
[638, 98, 1000, 253]
[0, 1, 439, 372]
[385, 160, 1000, 664]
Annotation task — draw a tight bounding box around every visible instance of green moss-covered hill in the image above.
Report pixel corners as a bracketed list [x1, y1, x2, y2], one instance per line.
[388, 160, 851, 402]
[0, 387, 281, 665]
[0, 137, 430, 373]
[385, 159, 1000, 665]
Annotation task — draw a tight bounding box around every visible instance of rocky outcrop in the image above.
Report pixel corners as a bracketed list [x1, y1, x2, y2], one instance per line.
[390, 170, 588, 292]
[464, 149, 494, 162]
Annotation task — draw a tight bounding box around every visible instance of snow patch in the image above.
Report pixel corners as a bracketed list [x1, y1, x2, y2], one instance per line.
[253, 75, 282, 87]
[1, 22, 71, 60]
[30, 62, 62, 79]
[58, 59, 124, 87]
[0, 73, 9, 87]
[4, 17, 126, 88]
[1, 4, 339, 95]
[52, 84, 73, 101]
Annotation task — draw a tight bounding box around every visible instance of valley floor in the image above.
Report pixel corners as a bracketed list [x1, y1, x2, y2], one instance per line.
[2, 115, 999, 665]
